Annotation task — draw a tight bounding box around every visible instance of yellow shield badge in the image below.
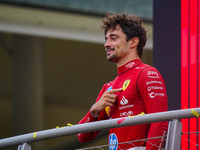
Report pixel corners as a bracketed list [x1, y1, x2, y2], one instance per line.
[105, 106, 110, 116]
[123, 80, 131, 91]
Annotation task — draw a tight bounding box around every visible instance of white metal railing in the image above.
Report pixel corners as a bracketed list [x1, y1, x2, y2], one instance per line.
[0, 108, 200, 150]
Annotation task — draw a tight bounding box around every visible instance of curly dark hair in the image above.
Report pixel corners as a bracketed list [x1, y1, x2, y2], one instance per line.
[102, 13, 147, 58]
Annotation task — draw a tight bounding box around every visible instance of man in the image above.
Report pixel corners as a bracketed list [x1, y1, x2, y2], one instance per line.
[77, 13, 168, 150]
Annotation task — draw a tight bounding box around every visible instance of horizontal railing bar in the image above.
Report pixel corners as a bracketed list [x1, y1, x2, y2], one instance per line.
[182, 131, 200, 134]
[0, 108, 199, 149]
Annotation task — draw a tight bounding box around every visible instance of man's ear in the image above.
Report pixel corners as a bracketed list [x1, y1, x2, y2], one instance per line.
[130, 37, 139, 48]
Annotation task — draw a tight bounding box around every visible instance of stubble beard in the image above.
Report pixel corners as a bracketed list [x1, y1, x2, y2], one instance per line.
[107, 53, 119, 63]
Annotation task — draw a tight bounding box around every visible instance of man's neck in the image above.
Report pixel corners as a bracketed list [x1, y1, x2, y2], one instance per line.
[116, 55, 140, 68]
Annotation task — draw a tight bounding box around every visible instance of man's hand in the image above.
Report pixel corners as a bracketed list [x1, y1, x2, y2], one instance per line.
[91, 88, 123, 116]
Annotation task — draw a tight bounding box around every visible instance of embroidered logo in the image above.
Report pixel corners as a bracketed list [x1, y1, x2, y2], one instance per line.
[105, 106, 111, 117]
[120, 96, 129, 105]
[147, 71, 159, 78]
[125, 62, 135, 68]
[107, 86, 112, 91]
[109, 133, 118, 150]
[123, 80, 131, 91]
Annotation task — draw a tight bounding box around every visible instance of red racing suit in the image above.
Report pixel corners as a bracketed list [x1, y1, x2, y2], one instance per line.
[77, 59, 168, 150]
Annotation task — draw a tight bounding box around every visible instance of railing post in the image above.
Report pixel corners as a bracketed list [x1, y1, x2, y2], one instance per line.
[165, 119, 182, 150]
[18, 143, 31, 150]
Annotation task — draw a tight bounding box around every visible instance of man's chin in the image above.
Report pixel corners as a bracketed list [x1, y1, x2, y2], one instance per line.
[107, 56, 118, 62]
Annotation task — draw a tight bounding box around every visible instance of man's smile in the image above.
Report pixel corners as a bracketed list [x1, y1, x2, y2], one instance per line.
[106, 47, 115, 55]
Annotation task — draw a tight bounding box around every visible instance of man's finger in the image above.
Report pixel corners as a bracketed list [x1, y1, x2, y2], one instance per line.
[109, 88, 123, 93]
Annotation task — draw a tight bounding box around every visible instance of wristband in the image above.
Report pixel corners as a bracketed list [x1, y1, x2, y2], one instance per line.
[90, 105, 99, 117]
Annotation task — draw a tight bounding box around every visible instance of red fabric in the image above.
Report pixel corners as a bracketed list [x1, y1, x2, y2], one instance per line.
[78, 59, 168, 150]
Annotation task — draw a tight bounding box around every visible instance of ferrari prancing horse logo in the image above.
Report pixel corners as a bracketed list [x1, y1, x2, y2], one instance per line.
[123, 80, 131, 91]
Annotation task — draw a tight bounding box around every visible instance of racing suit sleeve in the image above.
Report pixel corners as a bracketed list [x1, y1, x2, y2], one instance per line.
[137, 67, 168, 150]
[77, 84, 109, 143]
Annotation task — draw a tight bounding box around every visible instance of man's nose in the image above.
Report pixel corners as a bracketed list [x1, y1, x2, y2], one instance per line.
[104, 40, 110, 47]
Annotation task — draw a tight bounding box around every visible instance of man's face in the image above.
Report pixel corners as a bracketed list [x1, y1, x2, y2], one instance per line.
[104, 25, 131, 63]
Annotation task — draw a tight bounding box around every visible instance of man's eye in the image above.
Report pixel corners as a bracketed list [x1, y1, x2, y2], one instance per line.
[111, 37, 117, 40]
